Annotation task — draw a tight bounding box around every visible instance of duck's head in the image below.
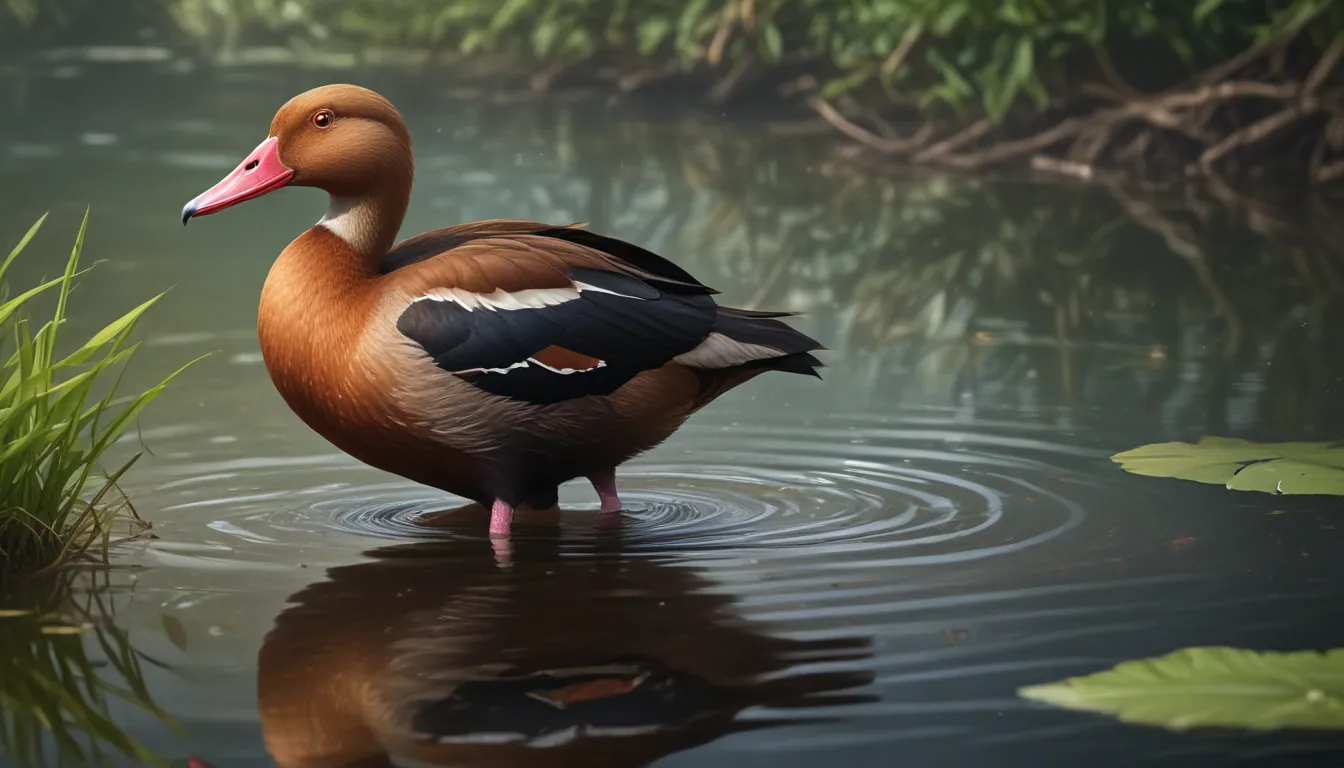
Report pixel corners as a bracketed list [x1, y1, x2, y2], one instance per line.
[181, 84, 411, 225]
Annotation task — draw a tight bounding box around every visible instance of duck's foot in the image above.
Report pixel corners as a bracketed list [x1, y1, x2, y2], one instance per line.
[488, 498, 515, 537]
[588, 470, 623, 513]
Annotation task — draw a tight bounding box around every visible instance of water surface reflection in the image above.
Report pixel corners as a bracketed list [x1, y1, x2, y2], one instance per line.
[255, 530, 872, 767]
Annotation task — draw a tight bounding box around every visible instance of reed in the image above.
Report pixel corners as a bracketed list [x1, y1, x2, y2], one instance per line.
[0, 212, 195, 579]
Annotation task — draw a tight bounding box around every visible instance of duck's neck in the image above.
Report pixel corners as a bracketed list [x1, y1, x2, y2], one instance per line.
[314, 163, 413, 268]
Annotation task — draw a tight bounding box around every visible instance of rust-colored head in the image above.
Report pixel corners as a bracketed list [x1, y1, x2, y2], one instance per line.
[181, 84, 412, 224]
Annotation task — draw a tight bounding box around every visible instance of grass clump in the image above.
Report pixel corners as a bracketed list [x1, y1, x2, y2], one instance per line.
[0, 212, 194, 578]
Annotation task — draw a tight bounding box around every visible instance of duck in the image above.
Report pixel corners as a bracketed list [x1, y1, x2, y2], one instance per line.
[181, 84, 822, 537]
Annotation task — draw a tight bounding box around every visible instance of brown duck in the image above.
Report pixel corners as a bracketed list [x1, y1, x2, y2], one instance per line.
[181, 84, 822, 536]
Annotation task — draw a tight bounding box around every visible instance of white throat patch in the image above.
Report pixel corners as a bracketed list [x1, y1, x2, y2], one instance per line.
[318, 196, 379, 253]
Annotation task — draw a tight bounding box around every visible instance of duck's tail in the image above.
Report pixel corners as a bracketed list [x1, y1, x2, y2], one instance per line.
[674, 306, 825, 378]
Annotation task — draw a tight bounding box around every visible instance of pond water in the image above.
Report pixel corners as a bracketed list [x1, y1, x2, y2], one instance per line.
[2, 56, 1344, 767]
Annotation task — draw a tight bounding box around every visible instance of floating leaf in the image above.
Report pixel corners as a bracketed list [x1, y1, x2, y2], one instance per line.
[1020, 647, 1344, 731]
[1111, 437, 1344, 496]
[161, 614, 189, 652]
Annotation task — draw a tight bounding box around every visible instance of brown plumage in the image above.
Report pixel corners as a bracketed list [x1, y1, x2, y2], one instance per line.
[182, 84, 823, 536]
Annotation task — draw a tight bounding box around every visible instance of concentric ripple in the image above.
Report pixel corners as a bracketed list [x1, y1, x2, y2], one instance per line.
[285, 414, 1108, 568]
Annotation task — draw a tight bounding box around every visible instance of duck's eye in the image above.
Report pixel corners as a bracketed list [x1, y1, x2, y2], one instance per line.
[312, 110, 334, 129]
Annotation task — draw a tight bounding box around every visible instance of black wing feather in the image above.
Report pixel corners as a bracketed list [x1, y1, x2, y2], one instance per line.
[397, 271, 716, 405]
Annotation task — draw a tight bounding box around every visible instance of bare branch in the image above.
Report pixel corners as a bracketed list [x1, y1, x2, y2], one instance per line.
[708, 56, 755, 103]
[1196, 9, 1318, 86]
[706, 0, 738, 66]
[1318, 159, 1344, 184]
[1030, 154, 1096, 181]
[806, 94, 932, 154]
[935, 118, 1084, 169]
[1091, 45, 1143, 99]
[1305, 33, 1344, 96]
[881, 23, 924, 79]
[913, 119, 991, 161]
[1199, 105, 1315, 171]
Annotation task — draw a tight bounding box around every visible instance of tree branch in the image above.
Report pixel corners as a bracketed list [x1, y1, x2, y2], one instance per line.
[881, 23, 924, 78]
[1199, 105, 1315, 171]
[912, 119, 990, 162]
[1305, 33, 1344, 97]
[806, 94, 932, 154]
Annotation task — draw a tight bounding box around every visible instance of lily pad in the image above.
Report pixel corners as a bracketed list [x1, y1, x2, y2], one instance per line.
[1020, 647, 1344, 731]
[1111, 437, 1344, 496]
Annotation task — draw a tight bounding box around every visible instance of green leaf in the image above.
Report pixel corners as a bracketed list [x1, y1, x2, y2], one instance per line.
[676, 0, 711, 50]
[930, 3, 969, 36]
[1111, 437, 1344, 496]
[761, 21, 783, 62]
[1020, 647, 1344, 731]
[1009, 35, 1034, 89]
[636, 16, 672, 55]
[1194, 0, 1230, 22]
[488, 0, 531, 33]
[532, 19, 561, 57]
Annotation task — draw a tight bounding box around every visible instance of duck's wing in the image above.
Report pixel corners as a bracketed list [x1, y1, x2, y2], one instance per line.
[385, 221, 822, 406]
[381, 219, 711, 291]
[384, 225, 721, 405]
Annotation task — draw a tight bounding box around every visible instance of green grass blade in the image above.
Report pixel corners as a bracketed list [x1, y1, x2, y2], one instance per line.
[0, 213, 47, 280]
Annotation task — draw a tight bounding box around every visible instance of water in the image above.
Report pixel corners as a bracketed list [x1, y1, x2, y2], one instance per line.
[2, 57, 1344, 767]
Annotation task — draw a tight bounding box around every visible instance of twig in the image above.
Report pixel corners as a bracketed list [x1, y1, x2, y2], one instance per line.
[1070, 123, 1117, 165]
[1115, 130, 1152, 167]
[529, 61, 567, 92]
[1199, 105, 1314, 171]
[1305, 33, 1344, 96]
[1030, 155, 1096, 181]
[936, 118, 1084, 169]
[1155, 80, 1295, 108]
[881, 23, 924, 78]
[707, 0, 739, 66]
[1091, 45, 1142, 99]
[616, 61, 680, 92]
[858, 103, 899, 140]
[1196, 11, 1316, 86]
[806, 94, 932, 154]
[912, 119, 991, 162]
[740, 0, 756, 30]
[1318, 159, 1344, 183]
[708, 56, 755, 103]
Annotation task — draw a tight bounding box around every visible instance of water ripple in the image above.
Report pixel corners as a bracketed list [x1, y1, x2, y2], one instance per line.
[233, 418, 1102, 574]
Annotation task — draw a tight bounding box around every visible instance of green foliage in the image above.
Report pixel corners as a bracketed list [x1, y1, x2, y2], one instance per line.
[1020, 647, 1344, 731]
[0, 575, 173, 766]
[150, 0, 1344, 124]
[1112, 437, 1344, 496]
[0, 213, 197, 577]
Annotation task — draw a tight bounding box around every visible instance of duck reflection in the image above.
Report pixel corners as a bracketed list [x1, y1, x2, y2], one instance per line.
[257, 526, 873, 767]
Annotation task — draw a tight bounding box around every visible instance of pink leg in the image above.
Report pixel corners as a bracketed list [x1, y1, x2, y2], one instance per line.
[588, 470, 622, 513]
[488, 498, 515, 537]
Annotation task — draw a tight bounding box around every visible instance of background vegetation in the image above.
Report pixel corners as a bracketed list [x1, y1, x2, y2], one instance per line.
[5, 0, 1342, 182]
